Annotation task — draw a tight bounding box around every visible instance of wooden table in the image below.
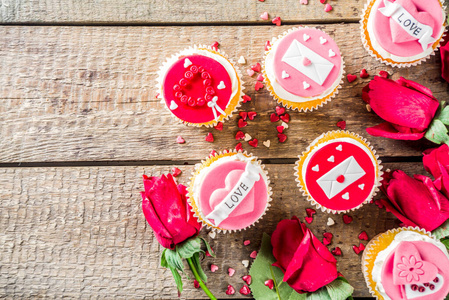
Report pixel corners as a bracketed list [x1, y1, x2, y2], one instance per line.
[0, 1, 446, 299]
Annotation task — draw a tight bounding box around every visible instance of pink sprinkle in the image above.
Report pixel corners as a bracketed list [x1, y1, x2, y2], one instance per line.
[242, 275, 252, 285]
[260, 11, 269, 20]
[210, 264, 218, 272]
[250, 251, 257, 259]
[300, 0, 308, 4]
[194, 280, 200, 289]
[228, 267, 236, 277]
[255, 81, 264, 91]
[247, 69, 255, 77]
[324, 4, 332, 12]
[251, 62, 261, 72]
[176, 136, 185, 144]
[257, 74, 264, 81]
[271, 16, 281, 26]
[226, 285, 236, 295]
[243, 240, 251, 246]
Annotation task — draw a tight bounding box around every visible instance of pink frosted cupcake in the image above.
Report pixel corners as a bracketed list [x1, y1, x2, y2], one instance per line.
[361, 0, 446, 67]
[188, 150, 271, 232]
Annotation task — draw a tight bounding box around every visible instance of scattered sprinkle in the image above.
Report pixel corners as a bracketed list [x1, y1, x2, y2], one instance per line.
[226, 285, 236, 295]
[248, 111, 257, 120]
[260, 11, 269, 20]
[208, 231, 216, 239]
[242, 275, 252, 285]
[244, 240, 251, 246]
[242, 260, 249, 268]
[263, 140, 271, 148]
[210, 264, 219, 272]
[270, 113, 280, 122]
[281, 121, 289, 129]
[343, 214, 353, 224]
[242, 95, 252, 103]
[238, 56, 246, 64]
[209, 150, 217, 157]
[320, 0, 326, 3]
[255, 81, 264, 91]
[265, 279, 274, 289]
[194, 280, 200, 289]
[211, 41, 219, 51]
[353, 243, 365, 255]
[359, 231, 369, 241]
[374, 200, 384, 209]
[247, 69, 255, 77]
[239, 111, 248, 121]
[235, 142, 243, 151]
[250, 251, 258, 259]
[276, 106, 286, 115]
[306, 208, 317, 218]
[205, 132, 214, 142]
[276, 125, 284, 134]
[265, 40, 271, 51]
[360, 69, 369, 78]
[336, 120, 346, 130]
[240, 285, 251, 295]
[176, 136, 185, 144]
[244, 133, 252, 141]
[278, 133, 287, 143]
[300, 0, 308, 4]
[305, 216, 313, 224]
[248, 138, 259, 148]
[251, 62, 261, 72]
[238, 119, 248, 128]
[228, 268, 236, 277]
[271, 16, 281, 26]
[214, 122, 223, 131]
[324, 4, 333, 12]
[332, 247, 342, 256]
[257, 73, 264, 81]
[347, 74, 357, 83]
[379, 70, 389, 78]
[327, 217, 335, 226]
[323, 232, 333, 245]
[280, 113, 290, 123]
[366, 104, 372, 112]
[171, 167, 182, 177]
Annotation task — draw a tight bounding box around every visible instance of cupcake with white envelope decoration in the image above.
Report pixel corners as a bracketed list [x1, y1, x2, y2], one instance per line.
[295, 131, 383, 213]
[263, 27, 345, 111]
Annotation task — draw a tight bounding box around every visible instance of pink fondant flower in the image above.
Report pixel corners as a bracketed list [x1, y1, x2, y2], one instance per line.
[271, 216, 338, 293]
[423, 144, 449, 198]
[397, 256, 424, 283]
[362, 76, 440, 140]
[380, 170, 449, 231]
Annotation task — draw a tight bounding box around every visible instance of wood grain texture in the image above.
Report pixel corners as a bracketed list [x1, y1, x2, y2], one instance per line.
[0, 0, 363, 24]
[0, 25, 443, 163]
[0, 163, 430, 299]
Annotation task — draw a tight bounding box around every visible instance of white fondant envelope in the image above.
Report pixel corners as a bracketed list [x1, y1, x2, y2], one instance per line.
[282, 39, 335, 85]
[316, 156, 366, 199]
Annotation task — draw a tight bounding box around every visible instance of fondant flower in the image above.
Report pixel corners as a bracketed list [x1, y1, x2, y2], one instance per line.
[380, 170, 449, 231]
[141, 174, 201, 250]
[397, 256, 424, 283]
[362, 76, 440, 140]
[423, 144, 449, 197]
[271, 216, 338, 293]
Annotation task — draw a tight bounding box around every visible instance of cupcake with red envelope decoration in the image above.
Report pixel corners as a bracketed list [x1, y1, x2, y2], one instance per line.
[361, 0, 446, 67]
[263, 27, 345, 112]
[362, 227, 449, 300]
[295, 131, 383, 213]
[157, 46, 244, 127]
[188, 150, 272, 232]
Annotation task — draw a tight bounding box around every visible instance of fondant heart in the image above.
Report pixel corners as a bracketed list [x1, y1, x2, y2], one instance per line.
[303, 81, 311, 89]
[302, 57, 312, 66]
[393, 241, 438, 285]
[209, 170, 256, 218]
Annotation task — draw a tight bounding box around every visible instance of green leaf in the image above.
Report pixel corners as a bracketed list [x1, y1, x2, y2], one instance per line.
[441, 237, 449, 251]
[177, 237, 202, 259]
[191, 251, 207, 283]
[200, 237, 216, 257]
[324, 277, 354, 300]
[438, 106, 449, 125]
[425, 119, 449, 145]
[161, 249, 168, 268]
[169, 266, 183, 293]
[432, 219, 449, 240]
[165, 248, 184, 272]
[306, 289, 331, 300]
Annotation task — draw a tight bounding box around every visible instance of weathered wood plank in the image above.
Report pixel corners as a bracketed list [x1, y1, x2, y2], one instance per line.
[0, 0, 363, 24]
[0, 25, 443, 163]
[0, 163, 429, 298]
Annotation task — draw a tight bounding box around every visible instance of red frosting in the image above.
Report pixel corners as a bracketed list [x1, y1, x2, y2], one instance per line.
[163, 54, 233, 124]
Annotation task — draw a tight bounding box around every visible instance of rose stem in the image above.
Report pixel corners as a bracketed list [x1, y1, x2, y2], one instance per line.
[186, 257, 217, 300]
[270, 265, 281, 300]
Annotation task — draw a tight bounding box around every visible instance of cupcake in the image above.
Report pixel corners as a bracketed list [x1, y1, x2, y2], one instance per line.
[295, 131, 382, 213]
[363, 227, 449, 299]
[188, 150, 271, 232]
[263, 27, 345, 111]
[361, 0, 446, 67]
[156, 46, 244, 127]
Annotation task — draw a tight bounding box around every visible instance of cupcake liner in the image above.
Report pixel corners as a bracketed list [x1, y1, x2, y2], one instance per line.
[295, 130, 383, 214]
[262, 27, 345, 112]
[187, 149, 272, 233]
[156, 45, 245, 127]
[360, 0, 447, 68]
[362, 227, 433, 300]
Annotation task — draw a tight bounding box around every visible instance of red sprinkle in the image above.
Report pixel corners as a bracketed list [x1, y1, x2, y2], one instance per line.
[276, 106, 285, 115]
[248, 111, 257, 120]
[347, 74, 357, 83]
[239, 112, 248, 120]
[210, 264, 218, 272]
[205, 132, 214, 142]
[278, 133, 287, 143]
[332, 247, 342, 256]
[242, 95, 252, 103]
[255, 81, 264, 91]
[276, 125, 284, 133]
[306, 208, 317, 218]
[305, 216, 313, 224]
[194, 280, 200, 289]
[264, 279, 274, 290]
[280, 113, 290, 123]
[240, 285, 251, 295]
[243, 240, 251, 246]
[353, 243, 366, 255]
[248, 138, 258, 148]
[235, 142, 243, 151]
[238, 119, 248, 128]
[265, 40, 271, 51]
[226, 285, 236, 295]
[211, 41, 219, 51]
[171, 167, 182, 177]
[270, 113, 280, 122]
[214, 122, 223, 131]
[323, 232, 333, 246]
[360, 69, 369, 78]
[343, 214, 353, 224]
[209, 150, 217, 157]
[176, 136, 185, 144]
[250, 251, 257, 259]
[320, 0, 326, 3]
[374, 200, 385, 209]
[242, 275, 252, 285]
[251, 62, 261, 72]
[271, 16, 281, 26]
[336, 120, 346, 130]
[379, 70, 389, 78]
[358, 231, 369, 241]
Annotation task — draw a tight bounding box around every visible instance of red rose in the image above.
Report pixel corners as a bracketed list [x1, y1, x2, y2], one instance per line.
[271, 216, 337, 293]
[423, 144, 449, 198]
[440, 38, 449, 83]
[141, 174, 202, 250]
[380, 170, 449, 231]
[362, 76, 439, 140]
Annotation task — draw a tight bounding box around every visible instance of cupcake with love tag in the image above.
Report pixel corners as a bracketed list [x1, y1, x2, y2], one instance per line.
[157, 46, 244, 127]
[295, 131, 383, 213]
[361, 0, 446, 67]
[362, 227, 449, 300]
[263, 27, 345, 111]
[188, 150, 272, 232]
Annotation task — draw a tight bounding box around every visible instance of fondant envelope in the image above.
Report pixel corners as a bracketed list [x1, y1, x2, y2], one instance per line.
[317, 156, 366, 199]
[281, 39, 335, 85]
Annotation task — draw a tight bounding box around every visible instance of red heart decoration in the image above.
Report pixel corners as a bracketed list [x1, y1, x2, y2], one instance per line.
[276, 106, 285, 115]
[214, 122, 223, 131]
[210, 41, 219, 51]
[270, 113, 280, 122]
[209, 150, 217, 157]
[323, 232, 333, 245]
[278, 133, 287, 143]
[235, 131, 245, 140]
[306, 208, 316, 218]
[255, 81, 264, 91]
[360, 69, 369, 78]
[248, 138, 258, 148]
[320, 0, 326, 3]
[280, 113, 290, 123]
[176, 136, 185, 144]
[343, 214, 353, 224]
[353, 243, 366, 255]
[248, 111, 257, 120]
[238, 119, 248, 128]
[205, 132, 214, 142]
[271, 16, 281, 26]
[240, 285, 251, 295]
[171, 167, 182, 177]
[374, 200, 385, 209]
[347, 74, 357, 83]
[332, 247, 342, 256]
[265, 40, 271, 51]
[251, 63, 261, 72]
[242, 95, 251, 103]
[358, 231, 369, 241]
[235, 142, 243, 151]
[194, 280, 200, 289]
[379, 70, 389, 78]
[257, 74, 264, 81]
[225, 285, 236, 295]
[336, 120, 346, 130]
[242, 275, 252, 285]
[305, 216, 313, 224]
[264, 279, 274, 290]
[276, 125, 284, 133]
[250, 251, 257, 259]
[239, 112, 248, 120]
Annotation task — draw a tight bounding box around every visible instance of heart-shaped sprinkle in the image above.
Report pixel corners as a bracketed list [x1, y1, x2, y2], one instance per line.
[226, 285, 236, 295]
[327, 217, 335, 226]
[270, 113, 280, 122]
[242, 260, 249, 268]
[265, 40, 271, 51]
[235, 142, 243, 151]
[242, 95, 251, 103]
[240, 285, 251, 295]
[332, 247, 342, 256]
[303, 81, 311, 89]
[239, 112, 248, 120]
[210, 264, 218, 272]
[243, 240, 251, 246]
[248, 111, 257, 120]
[360, 69, 369, 78]
[336, 120, 346, 130]
[242, 275, 252, 285]
[184, 58, 193, 68]
[320, 0, 326, 3]
[263, 140, 271, 147]
[251, 62, 261, 72]
[176, 136, 185, 144]
[358, 184, 365, 190]
[276, 126, 284, 133]
[324, 4, 332, 12]
[343, 214, 353, 224]
[228, 268, 236, 277]
[320, 36, 327, 44]
[210, 41, 219, 51]
[205, 132, 214, 142]
[235, 131, 245, 140]
[170, 100, 178, 110]
[208, 231, 216, 239]
[244, 133, 252, 141]
[257, 74, 264, 81]
[250, 251, 257, 259]
[305, 216, 313, 224]
[328, 155, 334, 162]
[353, 243, 365, 255]
[214, 122, 223, 131]
[342, 192, 350, 200]
[271, 16, 281, 26]
[255, 81, 264, 91]
[347, 74, 357, 83]
[336, 144, 343, 151]
[306, 208, 317, 218]
[280, 113, 290, 123]
[323, 232, 333, 245]
[281, 121, 289, 129]
[171, 167, 182, 177]
[248, 138, 258, 147]
[238, 119, 248, 128]
[264, 279, 274, 289]
[276, 106, 285, 115]
[303, 34, 310, 41]
[194, 280, 200, 288]
[329, 49, 336, 57]
[260, 11, 269, 20]
[247, 69, 255, 77]
[209, 150, 217, 157]
[302, 57, 312, 66]
[312, 165, 319, 172]
[217, 81, 226, 89]
[358, 231, 369, 241]
[374, 200, 384, 209]
[278, 133, 287, 143]
[238, 56, 246, 64]
[282, 70, 290, 79]
[379, 70, 389, 78]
